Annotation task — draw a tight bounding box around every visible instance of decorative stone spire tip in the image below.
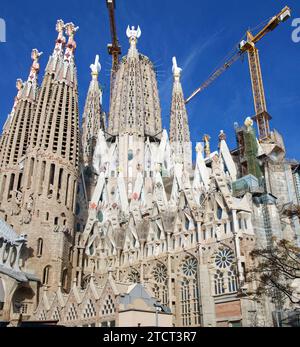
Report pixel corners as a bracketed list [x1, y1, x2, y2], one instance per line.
[203, 134, 211, 157]
[90, 54, 101, 79]
[31, 48, 43, 60]
[27, 49, 43, 82]
[52, 20, 66, 57]
[244, 117, 254, 129]
[172, 56, 182, 80]
[16, 78, 23, 91]
[64, 22, 79, 62]
[219, 130, 226, 142]
[65, 22, 79, 37]
[126, 25, 141, 47]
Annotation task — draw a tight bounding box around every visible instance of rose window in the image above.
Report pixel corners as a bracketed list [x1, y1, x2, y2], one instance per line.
[215, 248, 234, 269]
[127, 269, 140, 283]
[153, 264, 167, 284]
[182, 258, 198, 277]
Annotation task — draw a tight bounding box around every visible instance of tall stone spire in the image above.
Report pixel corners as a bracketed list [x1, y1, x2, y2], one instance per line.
[169, 57, 192, 171]
[30, 20, 67, 149]
[82, 55, 106, 168]
[0, 49, 42, 170]
[108, 25, 162, 139]
[0, 79, 23, 168]
[126, 25, 141, 57]
[0, 20, 81, 292]
[32, 21, 80, 165]
[45, 19, 66, 74]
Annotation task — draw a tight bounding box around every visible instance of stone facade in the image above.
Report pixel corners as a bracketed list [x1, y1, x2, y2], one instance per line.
[0, 21, 299, 327]
[34, 273, 172, 327]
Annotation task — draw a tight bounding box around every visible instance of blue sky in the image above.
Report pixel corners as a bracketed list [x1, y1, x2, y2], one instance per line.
[0, 0, 299, 160]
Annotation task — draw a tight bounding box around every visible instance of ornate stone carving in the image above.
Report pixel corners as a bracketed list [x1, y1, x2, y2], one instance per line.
[11, 191, 22, 216]
[161, 209, 176, 234]
[21, 194, 34, 225]
[136, 217, 150, 243]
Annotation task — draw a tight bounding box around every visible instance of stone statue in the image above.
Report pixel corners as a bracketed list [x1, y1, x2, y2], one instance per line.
[203, 134, 211, 158]
[28, 49, 43, 83]
[126, 25, 141, 40]
[93, 129, 108, 175]
[16, 79, 23, 91]
[64, 22, 79, 62]
[11, 190, 22, 216]
[22, 194, 34, 224]
[126, 25, 141, 47]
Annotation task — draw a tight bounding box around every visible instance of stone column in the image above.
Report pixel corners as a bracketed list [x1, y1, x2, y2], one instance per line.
[197, 244, 216, 327]
[232, 210, 245, 285]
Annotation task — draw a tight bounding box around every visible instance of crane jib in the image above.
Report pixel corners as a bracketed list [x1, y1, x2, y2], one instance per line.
[184, 6, 291, 108]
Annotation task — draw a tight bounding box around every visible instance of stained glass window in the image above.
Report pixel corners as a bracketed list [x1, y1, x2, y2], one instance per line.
[179, 257, 201, 326]
[215, 248, 234, 269]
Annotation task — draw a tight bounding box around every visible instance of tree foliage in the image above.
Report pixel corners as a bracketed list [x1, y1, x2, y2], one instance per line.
[247, 238, 300, 304]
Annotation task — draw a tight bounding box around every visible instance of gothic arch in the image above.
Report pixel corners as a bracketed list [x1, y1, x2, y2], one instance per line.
[176, 255, 201, 327]
[126, 267, 140, 284]
[11, 285, 35, 316]
[61, 268, 69, 293]
[149, 262, 168, 306]
[210, 246, 238, 296]
[43, 265, 52, 285]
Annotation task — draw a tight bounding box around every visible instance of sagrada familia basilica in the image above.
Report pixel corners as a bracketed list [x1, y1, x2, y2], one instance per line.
[0, 14, 299, 327]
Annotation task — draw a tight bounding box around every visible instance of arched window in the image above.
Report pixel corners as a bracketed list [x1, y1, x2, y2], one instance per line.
[8, 173, 15, 199]
[62, 268, 68, 292]
[217, 205, 223, 220]
[43, 266, 51, 285]
[228, 266, 238, 293]
[238, 219, 242, 229]
[152, 263, 168, 306]
[185, 216, 189, 231]
[213, 248, 238, 295]
[37, 238, 43, 257]
[178, 257, 201, 327]
[181, 278, 191, 326]
[0, 175, 7, 200]
[127, 269, 140, 283]
[214, 270, 225, 295]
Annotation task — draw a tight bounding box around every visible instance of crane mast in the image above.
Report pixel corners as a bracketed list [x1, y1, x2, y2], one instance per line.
[185, 6, 291, 142]
[106, 0, 121, 103]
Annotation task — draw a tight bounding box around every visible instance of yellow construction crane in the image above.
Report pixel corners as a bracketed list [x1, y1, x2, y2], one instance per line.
[185, 6, 291, 142]
[106, 0, 121, 102]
